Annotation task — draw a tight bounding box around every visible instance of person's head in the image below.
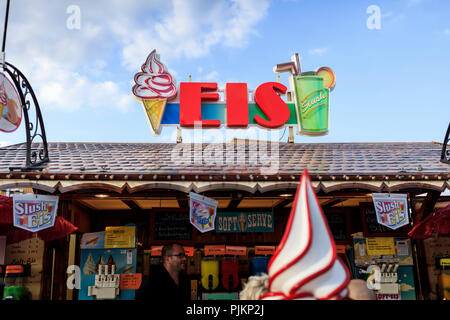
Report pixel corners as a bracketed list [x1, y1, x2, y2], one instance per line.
[347, 279, 376, 300]
[239, 273, 269, 300]
[162, 242, 187, 274]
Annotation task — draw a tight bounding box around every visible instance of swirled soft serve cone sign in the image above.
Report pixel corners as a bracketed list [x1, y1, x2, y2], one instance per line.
[132, 50, 177, 135]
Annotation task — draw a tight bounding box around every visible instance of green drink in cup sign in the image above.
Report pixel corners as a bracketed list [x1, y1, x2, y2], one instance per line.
[273, 54, 336, 136]
[294, 73, 330, 136]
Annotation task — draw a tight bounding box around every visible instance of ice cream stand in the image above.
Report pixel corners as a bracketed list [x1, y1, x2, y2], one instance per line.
[0, 48, 449, 300]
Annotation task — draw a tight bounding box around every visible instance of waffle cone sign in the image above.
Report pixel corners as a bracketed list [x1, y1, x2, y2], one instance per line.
[142, 98, 166, 134]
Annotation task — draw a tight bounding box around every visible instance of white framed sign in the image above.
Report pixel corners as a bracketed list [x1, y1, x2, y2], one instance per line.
[13, 194, 59, 232]
[189, 192, 218, 233]
[372, 193, 409, 230]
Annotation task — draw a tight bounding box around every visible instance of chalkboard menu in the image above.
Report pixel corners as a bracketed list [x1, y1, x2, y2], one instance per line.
[325, 212, 347, 241]
[154, 211, 192, 240]
[361, 204, 408, 235]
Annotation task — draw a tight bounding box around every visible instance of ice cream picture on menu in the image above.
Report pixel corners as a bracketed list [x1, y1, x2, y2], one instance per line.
[132, 50, 177, 135]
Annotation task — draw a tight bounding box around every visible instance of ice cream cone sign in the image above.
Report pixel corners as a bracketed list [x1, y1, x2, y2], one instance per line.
[132, 50, 177, 135]
[260, 169, 350, 300]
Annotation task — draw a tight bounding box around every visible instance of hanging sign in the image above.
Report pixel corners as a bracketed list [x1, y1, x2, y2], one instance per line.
[225, 246, 247, 256]
[150, 245, 163, 256]
[372, 193, 409, 230]
[189, 192, 218, 233]
[204, 245, 226, 256]
[184, 246, 194, 257]
[215, 212, 274, 232]
[255, 246, 276, 255]
[13, 194, 58, 232]
[132, 50, 334, 136]
[0, 73, 22, 133]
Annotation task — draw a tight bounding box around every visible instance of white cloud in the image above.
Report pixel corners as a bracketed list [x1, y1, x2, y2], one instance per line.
[120, 0, 270, 70]
[205, 71, 220, 82]
[308, 48, 328, 56]
[3, 0, 269, 114]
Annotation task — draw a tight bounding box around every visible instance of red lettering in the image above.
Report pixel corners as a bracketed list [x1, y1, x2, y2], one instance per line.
[254, 82, 289, 128]
[179, 82, 221, 127]
[226, 83, 248, 127]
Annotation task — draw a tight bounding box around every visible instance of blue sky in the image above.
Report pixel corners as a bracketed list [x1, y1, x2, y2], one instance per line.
[0, 0, 449, 146]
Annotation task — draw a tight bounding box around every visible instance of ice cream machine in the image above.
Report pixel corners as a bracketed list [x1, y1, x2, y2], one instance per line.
[363, 263, 400, 296]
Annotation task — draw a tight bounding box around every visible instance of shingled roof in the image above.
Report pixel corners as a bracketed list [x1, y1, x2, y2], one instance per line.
[0, 141, 449, 182]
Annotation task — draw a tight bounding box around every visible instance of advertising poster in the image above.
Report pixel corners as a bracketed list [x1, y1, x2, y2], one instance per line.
[354, 266, 416, 300]
[104, 226, 136, 248]
[13, 194, 59, 232]
[79, 248, 137, 300]
[353, 237, 413, 267]
[215, 212, 274, 232]
[189, 192, 218, 233]
[81, 231, 105, 249]
[366, 237, 396, 256]
[372, 193, 409, 230]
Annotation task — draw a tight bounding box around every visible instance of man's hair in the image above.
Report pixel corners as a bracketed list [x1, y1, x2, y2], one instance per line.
[239, 273, 269, 300]
[161, 242, 183, 261]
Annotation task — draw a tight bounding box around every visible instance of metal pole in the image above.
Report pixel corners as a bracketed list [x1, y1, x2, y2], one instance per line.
[1, 0, 10, 66]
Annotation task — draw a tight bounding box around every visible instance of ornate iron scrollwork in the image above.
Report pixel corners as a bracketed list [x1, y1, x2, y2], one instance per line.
[3, 62, 49, 170]
[440, 122, 450, 164]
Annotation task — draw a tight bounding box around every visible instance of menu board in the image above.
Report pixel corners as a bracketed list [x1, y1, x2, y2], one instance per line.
[325, 212, 347, 241]
[154, 211, 192, 240]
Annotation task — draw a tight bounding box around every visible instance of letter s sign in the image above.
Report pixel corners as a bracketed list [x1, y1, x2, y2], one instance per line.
[254, 82, 289, 128]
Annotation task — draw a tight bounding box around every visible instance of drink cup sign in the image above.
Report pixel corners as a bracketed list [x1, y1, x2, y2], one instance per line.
[294, 74, 330, 135]
[274, 54, 336, 136]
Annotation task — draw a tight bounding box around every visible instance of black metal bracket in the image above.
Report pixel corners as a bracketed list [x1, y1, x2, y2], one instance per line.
[440, 122, 450, 164]
[3, 62, 49, 170]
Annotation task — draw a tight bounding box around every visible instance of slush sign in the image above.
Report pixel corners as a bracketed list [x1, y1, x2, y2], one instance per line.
[132, 50, 335, 136]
